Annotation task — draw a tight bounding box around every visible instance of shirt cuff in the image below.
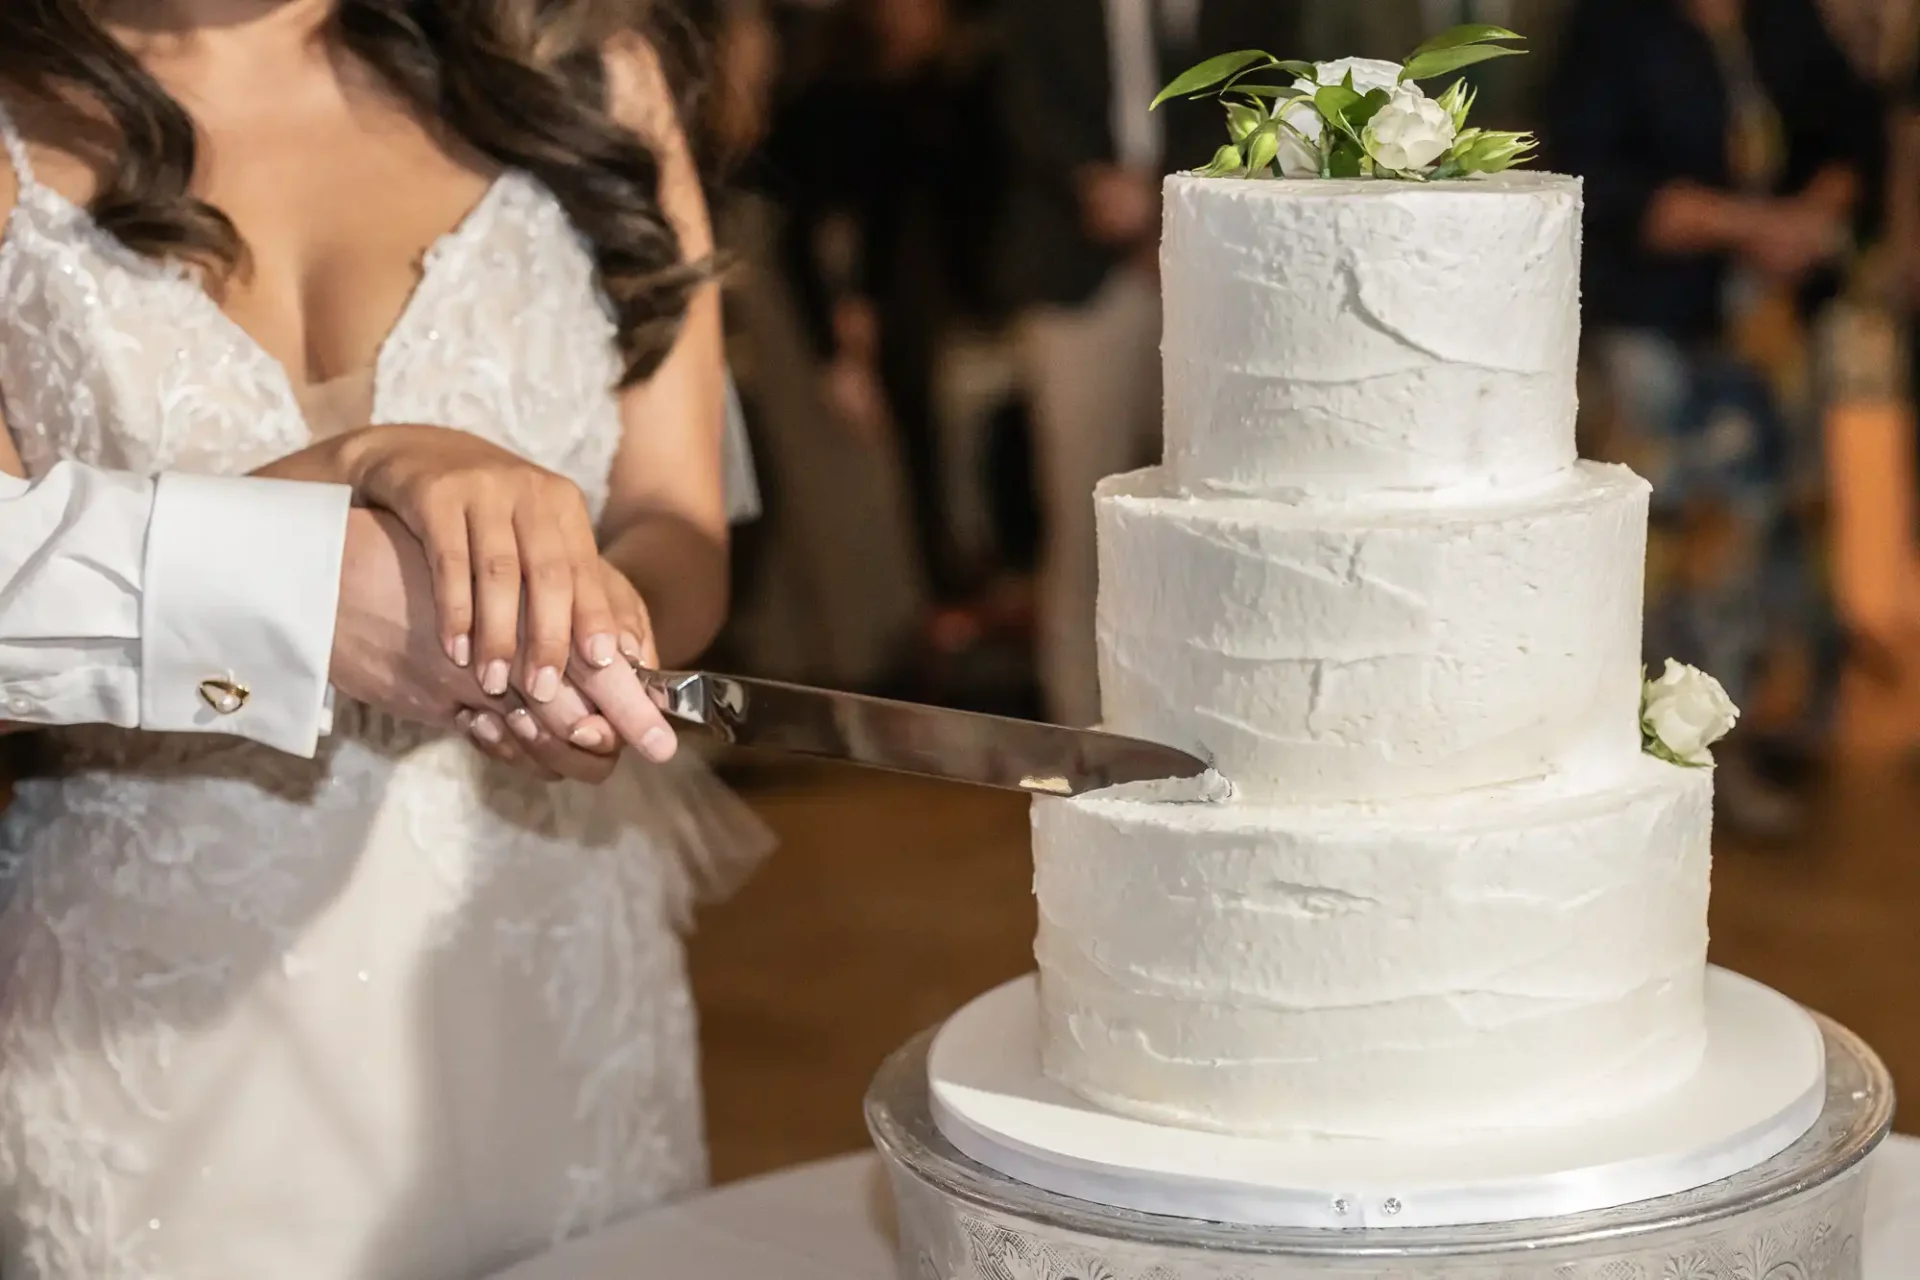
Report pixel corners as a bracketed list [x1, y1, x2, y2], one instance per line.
[141, 474, 353, 758]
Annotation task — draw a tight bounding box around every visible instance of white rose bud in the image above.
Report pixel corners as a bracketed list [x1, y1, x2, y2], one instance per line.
[1364, 85, 1458, 174]
[1309, 57, 1405, 96]
[1641, 659, 1740, 767]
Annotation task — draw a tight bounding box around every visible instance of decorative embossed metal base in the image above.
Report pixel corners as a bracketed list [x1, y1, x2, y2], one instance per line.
[866, 1012, 1893, 1278]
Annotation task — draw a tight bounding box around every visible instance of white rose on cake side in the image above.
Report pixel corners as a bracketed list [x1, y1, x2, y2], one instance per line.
[1363, 85, 1458, 174]
[1641, 659, 1740, 767]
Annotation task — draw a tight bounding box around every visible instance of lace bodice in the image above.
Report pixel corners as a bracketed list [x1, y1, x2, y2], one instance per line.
[0, 128, 623, 493]
[0, 106, 765, 1280]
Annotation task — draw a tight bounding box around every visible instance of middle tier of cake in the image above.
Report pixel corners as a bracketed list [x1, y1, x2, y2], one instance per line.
[1096, 461, 1650, 804]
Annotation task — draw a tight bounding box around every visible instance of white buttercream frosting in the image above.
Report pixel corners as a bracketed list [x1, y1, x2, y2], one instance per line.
[1033, 756, 1714, 1138]
[1160, 172, 1583, 497]
[1096, 462, 1649, 804]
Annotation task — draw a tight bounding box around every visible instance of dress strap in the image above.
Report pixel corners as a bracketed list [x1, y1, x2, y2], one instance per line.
[0, 99, 36, 193]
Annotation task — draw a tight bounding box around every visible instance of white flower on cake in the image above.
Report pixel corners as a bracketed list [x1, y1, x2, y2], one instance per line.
[1273, 98, 1323, 178]
[1274, 61, 1426, 177]
[1309, 57, 1405, 96]
[1153, 24, 1537, 182]
[1364, 86, 1459, 173]
[1641, 660, 1740, 768]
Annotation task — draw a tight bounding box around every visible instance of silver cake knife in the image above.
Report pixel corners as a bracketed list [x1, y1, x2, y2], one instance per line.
[635, 669, 1210, 797]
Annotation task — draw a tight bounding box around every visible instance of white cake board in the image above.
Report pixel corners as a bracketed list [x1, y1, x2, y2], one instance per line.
[928, 968, 1825, 1230]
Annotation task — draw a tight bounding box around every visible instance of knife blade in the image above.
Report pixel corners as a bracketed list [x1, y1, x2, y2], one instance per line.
[637, 670, 1211, 797]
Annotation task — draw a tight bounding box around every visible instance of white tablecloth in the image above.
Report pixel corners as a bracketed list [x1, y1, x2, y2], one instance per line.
[494, 1137, 1920, 1279]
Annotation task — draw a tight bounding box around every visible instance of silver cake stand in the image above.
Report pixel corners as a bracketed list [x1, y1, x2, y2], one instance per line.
[866, 1010, 1894, 1279]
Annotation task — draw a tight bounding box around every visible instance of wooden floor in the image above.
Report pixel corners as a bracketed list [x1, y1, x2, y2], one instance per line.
[690, 678, 1920, 1184]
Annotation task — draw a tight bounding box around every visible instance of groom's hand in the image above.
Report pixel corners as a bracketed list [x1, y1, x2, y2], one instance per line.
[328, 510, 619, 783]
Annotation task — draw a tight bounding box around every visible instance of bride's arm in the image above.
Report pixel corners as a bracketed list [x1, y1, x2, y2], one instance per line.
[595, 34, 731, 670]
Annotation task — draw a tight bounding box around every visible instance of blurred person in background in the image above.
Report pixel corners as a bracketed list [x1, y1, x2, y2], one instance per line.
[692, 0, 933, 694]
[1001, 0, 1304, 727]
[755, 0, 1007, 662]
[1547, 0, 1886, 838]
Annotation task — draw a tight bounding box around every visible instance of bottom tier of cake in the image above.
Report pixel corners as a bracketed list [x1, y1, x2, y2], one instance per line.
[926, 968, 1823, 1229]
[1032, 755, 1714, 1139]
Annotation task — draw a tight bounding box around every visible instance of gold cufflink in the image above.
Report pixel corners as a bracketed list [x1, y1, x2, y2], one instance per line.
[198, 677, 250, 716]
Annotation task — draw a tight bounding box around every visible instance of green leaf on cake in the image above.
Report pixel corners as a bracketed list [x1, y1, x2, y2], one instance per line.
[1326, 136, 1367, 178]
[1313, 83, 1365, 138]
[1401, 43, 1526, 82]
[1313, 84, 1392, 149]
[1350, 87, 1393, 130]
[1406, 23, 1523, 61]
[1642, 735, 1711, 768]
[1153, 50, 1275, 109]
[1222, 59, 1311, 95]
[1227, 83, 1310, 100]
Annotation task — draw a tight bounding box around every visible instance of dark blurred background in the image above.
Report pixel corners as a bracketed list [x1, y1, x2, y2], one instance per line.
[671, 0, 1920, 1179]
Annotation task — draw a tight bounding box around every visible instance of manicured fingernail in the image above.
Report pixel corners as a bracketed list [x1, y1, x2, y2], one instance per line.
[454, 709, 474, 731]
[620, 632, 645, 665]
[482, 661, 510, 697]
[531, 666, 561, 703]
[640, 726, 676, 762]
[586, 634, 617, 668]
[507, 708, 540, 742]
[570, 723, 608, 750]
[471, 714, 504, 745]
[451, 634, 471, 668]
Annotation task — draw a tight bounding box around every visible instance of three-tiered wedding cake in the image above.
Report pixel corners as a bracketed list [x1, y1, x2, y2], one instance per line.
[1028, 170, 1720, 1142]
[890, 36, 1882, 1267]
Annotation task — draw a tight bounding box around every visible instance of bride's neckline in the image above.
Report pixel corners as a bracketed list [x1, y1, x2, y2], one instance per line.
[2, 149, 518, 434]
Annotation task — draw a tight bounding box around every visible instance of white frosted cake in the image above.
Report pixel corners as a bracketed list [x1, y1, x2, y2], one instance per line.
[1031, 172, 1719, 1140]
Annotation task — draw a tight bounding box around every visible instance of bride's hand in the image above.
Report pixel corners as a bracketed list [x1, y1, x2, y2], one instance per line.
[479, 560, 679, 765]
[556, 560, 679, 762]
[332, 424, 627, 707]
[331, 510, 622, 784]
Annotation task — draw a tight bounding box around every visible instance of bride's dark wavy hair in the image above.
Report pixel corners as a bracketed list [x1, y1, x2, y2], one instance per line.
[0, 0, 705, 386]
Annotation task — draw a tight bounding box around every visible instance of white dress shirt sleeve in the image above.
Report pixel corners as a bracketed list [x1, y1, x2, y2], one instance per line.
[0, 462, 351, 758]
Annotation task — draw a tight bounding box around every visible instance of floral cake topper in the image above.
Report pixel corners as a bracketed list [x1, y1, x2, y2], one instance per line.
[1152, 25, 1538, 182]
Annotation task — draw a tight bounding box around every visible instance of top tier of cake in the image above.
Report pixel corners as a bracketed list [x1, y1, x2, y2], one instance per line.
[1161, 172, 1582, 497]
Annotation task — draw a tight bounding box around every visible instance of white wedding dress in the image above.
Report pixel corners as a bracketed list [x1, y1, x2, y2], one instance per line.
[0, 109, 770, 1280]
